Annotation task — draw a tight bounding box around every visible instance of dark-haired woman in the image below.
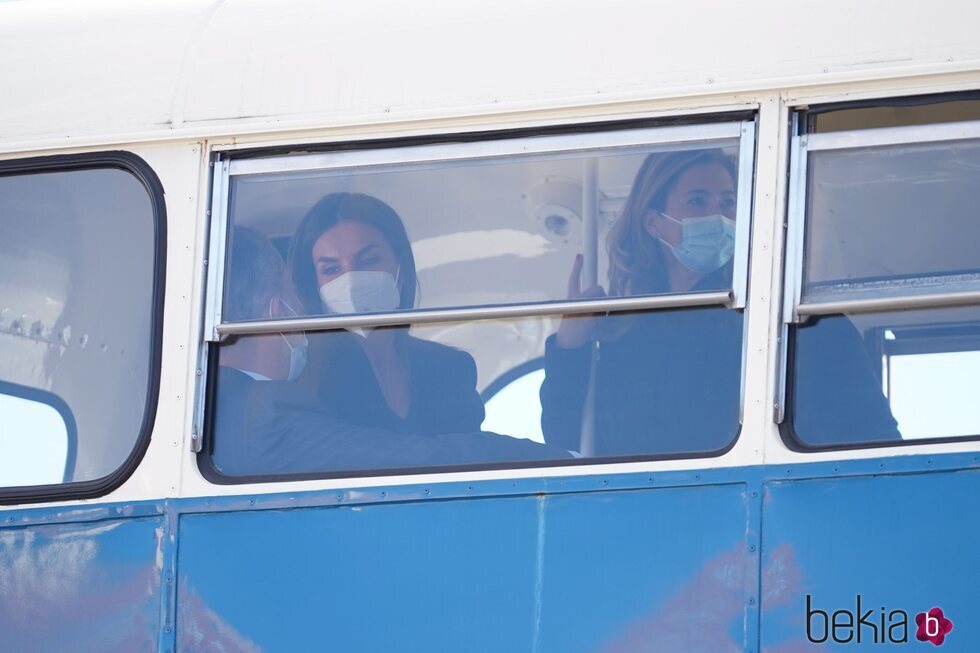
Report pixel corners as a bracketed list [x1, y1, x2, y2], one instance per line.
[288, 192, 485, 436]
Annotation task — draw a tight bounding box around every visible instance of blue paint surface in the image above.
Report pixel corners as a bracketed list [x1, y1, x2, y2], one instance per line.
[0, 516, 163, 653]
[761, 470, 980, 651]
[2, 451, 980, 652]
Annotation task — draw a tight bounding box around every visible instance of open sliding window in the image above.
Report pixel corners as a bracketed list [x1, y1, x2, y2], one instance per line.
[200, 119, 756, 481]
[781, 106, 980, 449]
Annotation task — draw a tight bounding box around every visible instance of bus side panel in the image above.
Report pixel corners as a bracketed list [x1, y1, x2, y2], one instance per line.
[536, 484, 751, 653]
[176, 484, 750, 653]
[0, 516, 164, 652]
[760, 470, 980, 650]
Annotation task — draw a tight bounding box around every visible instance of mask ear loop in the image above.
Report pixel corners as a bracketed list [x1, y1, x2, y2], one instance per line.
[393, 265, 406, 309]
[271, 295, 308, 349]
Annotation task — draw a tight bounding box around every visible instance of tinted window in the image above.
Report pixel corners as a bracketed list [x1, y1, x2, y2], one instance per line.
[207, 125, 752, 479]
[803, 138, 980, 303]
[224, 135, 743, 320]
[790, 307, 980, 447]
[788, 119, 980, 449]
[208, 310, 742, 477]
[0, 164, 159, 490]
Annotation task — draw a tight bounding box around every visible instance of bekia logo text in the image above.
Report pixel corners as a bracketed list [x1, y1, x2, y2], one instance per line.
[806, 595, 953, 646]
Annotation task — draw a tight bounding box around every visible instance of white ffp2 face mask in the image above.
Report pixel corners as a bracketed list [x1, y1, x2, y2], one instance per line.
[281, 333, 308, 381]
[319, 270, 401, 337]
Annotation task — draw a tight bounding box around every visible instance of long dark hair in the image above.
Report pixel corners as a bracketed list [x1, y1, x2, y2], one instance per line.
[288, 192, 418, 315]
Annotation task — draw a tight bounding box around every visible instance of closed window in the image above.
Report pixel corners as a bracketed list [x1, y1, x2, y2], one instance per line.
[203, 120, 755, 479]
[0, 156, 164, 500]
[783, 110, 980, 448]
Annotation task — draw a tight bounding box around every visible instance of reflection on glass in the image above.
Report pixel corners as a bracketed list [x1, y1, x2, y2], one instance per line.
[791, 306, 980, 447]
[0, 390, 70, 486]
[209, 307, 742, 477]
[804, 138, 980, 302]
[224, 138, 741, 320]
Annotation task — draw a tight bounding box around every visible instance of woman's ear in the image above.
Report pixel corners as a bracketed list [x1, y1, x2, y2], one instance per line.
[643, 209, 660, 238]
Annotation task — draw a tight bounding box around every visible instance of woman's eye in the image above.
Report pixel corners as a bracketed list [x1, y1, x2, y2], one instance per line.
[721, 198, 736, 210]
[687, 196, 706, 207]
[319, 265, 340, 276]
[360, 255, 380, 266]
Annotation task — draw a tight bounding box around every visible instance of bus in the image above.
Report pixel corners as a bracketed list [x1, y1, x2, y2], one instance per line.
[2, 1, 979, 650]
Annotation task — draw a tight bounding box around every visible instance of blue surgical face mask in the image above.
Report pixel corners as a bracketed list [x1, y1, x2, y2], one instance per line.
[657, 213, 736, 274]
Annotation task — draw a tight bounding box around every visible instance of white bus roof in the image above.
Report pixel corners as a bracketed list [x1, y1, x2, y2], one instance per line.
[3, 0, 980, 152]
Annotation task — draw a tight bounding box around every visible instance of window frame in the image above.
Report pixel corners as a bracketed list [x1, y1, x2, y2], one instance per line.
[778, 113, 980, 451]
[0, 151, 166, 505]
[196, 118, 758, 481]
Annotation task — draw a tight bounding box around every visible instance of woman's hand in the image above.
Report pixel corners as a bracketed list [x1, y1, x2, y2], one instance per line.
[555, 254, 606, 349]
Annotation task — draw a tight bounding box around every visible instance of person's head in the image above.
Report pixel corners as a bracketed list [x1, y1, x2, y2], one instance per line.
[226, 226, 286, 323]
[607, 149, 737, 295]
[288, 192, 417, 315]
[223, 226, 306, 380]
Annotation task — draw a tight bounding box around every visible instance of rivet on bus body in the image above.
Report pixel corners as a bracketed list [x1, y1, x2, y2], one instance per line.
[749, 545, 756, 553]
[196, 369, 202, 376]
[748, 597, 756, 605]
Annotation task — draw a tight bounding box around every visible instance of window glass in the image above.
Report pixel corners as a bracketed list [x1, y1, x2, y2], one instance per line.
[208, 308, 742, 477]
[803, 138, 980, 303]
[224, 136, 742, 321]
[208, 129, 752, 479]
[0, 166, 157, 487]
[789, 306, 980, 447]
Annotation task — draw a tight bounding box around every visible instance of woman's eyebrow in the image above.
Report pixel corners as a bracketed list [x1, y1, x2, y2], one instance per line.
[355, 244, 381, 258]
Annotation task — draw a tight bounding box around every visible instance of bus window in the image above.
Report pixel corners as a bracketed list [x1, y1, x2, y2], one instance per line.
[783, 114, 980, 449]
[0, 158, 163, 500]
[203, 120, 755, 480]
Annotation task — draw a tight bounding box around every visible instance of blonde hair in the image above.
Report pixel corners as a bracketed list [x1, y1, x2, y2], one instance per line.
[607, 149, 736, 296]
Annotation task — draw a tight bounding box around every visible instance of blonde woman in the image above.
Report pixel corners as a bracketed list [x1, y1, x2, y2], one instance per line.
[540, 149, 743, 456]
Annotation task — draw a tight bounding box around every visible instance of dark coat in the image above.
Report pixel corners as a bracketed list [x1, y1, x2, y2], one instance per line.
[540, 304, 901, 456]
[210, 363, 569, 477]
[541, 306, 743, 456]
[310, 331, 486, 435]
